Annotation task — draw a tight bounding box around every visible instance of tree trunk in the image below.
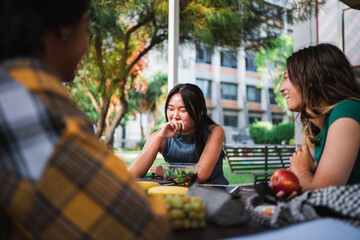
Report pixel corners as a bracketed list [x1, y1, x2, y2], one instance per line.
[95, 97, 110, 138]
[140, 112, 145, 140]
[103, 96, 128, 145]
[154, 103, 160, 127]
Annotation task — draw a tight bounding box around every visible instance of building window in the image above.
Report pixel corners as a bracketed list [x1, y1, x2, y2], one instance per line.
[224, 115, 238, 128]
[269, 88, 276, 104]
[287, 10, 293, 24]
[272, 117, 283, 125]
[245, 53, 257, 72]
[221, 50, 237, 68]
[196, 44, 211, 64]
[247, 86, 261, 103]
[221, 83, 237, 101]
[264, 5, 282, 21]
[272, 113, 283, 125]
[266, 30, 277, 38]
[196, 78, 212, 99]
[249, 114, 261, 124]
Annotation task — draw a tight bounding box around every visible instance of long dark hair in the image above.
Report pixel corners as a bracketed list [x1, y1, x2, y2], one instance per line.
[286, 43, 360, 145]
[165, 83, 218, 157]
[0, 0, 90, 61]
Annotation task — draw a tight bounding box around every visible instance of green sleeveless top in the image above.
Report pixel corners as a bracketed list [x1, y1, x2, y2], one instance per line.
[315, 100, 360, 184]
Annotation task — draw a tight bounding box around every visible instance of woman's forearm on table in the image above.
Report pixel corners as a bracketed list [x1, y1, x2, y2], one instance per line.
[130, 133, 164, 177]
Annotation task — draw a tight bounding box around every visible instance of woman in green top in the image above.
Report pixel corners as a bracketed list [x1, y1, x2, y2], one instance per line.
[276, 43, 360, 197]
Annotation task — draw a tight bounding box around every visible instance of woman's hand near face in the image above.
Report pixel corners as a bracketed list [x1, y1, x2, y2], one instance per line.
[158, 121, 183, 139]
[130, 120, 185, 178]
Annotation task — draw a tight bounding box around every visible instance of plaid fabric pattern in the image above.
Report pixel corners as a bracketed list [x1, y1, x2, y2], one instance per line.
[246, 184, 360, 228]
[0, 58, 170, 240]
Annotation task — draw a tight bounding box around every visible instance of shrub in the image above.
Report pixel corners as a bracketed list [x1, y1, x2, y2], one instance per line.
[249, 121, 294, 144]
[136, 139, 147, 150]
[249, 121, 273, 144]
[271, 121, 295, 144]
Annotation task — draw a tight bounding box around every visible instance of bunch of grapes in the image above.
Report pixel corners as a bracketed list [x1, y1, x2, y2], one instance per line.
[159, 195, 206, 230]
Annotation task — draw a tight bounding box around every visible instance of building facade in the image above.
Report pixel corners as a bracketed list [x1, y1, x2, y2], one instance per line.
[114, 1, 295, 149]
[116, 0, 360, 149]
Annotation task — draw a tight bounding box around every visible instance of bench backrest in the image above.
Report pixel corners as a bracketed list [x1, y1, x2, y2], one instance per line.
[224, 145, 296, 186]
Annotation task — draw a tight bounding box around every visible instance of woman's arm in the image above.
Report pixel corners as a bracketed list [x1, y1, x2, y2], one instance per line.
[197, 125, 225, 182]
[129, 131, 165, 178]
[291, 117, 360, 191]
[130, 121, 181, 178]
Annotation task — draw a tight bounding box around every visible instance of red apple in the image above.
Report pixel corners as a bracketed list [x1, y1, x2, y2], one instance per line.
[270, 169, 300, 195]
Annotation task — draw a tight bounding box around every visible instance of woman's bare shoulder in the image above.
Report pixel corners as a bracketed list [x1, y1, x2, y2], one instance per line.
[208, 124, 225, 136]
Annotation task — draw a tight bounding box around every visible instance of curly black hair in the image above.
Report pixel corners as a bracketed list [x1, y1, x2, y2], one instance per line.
[0, 0, 90, 61]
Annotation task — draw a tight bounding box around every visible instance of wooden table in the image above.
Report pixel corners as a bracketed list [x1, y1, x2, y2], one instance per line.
[171, 187, 271, 240]
[172, 221, 270, 240]
[140, 178, 272, 239]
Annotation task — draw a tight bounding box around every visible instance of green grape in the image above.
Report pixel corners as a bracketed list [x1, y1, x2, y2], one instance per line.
[190, 196, 203, 204]
[165, 195, 173, 205]
[191, 201, 202, 212]
[166, 195, 206, 230]
[183, 203, 192, 213]
[182, 196, 191, 203]
[169, 208, 185, 220]
[170, 196, 183, 208]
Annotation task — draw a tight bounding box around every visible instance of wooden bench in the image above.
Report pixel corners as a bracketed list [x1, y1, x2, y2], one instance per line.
[224, 145, 296, 187]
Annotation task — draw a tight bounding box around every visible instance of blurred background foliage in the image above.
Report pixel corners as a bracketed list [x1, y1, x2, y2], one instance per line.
[249, 121, 294, 144]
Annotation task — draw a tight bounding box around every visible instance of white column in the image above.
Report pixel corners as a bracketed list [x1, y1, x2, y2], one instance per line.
[212, 47, 223, 125]
[168, 0, 179, 92]
[337, 0, 344, 50]
[238, 47, 248, 129]
[262, 75, 271, 122]
[282, 8, 288, 35]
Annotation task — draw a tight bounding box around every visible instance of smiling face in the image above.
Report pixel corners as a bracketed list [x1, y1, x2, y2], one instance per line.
[166, 93, 195, 134]
[280, 71, 302, 112]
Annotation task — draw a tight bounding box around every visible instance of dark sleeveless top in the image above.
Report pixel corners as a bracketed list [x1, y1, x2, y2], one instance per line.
[162, 125, 229, 184]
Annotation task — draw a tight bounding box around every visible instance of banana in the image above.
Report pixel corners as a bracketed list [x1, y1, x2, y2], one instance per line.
[147, 186, 188, 196]
[137, 181, 160, 191]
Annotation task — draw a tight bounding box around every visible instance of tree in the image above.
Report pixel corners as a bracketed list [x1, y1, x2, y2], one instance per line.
[255, 35, 294, 117]
[128, 72, 168, 140]
[71, 0, 317, 145]
[66, 73, 99, 124]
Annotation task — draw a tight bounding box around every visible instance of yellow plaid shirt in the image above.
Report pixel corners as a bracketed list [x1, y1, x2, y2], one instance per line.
[0, 58, 170, 240]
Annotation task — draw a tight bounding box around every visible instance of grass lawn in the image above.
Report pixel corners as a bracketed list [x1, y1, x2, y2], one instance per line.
[117, 149, 254, 185]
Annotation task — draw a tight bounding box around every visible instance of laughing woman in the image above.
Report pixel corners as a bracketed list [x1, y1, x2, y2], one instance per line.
[277, 43, 360, 197]
[130, 83, 229, 184]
